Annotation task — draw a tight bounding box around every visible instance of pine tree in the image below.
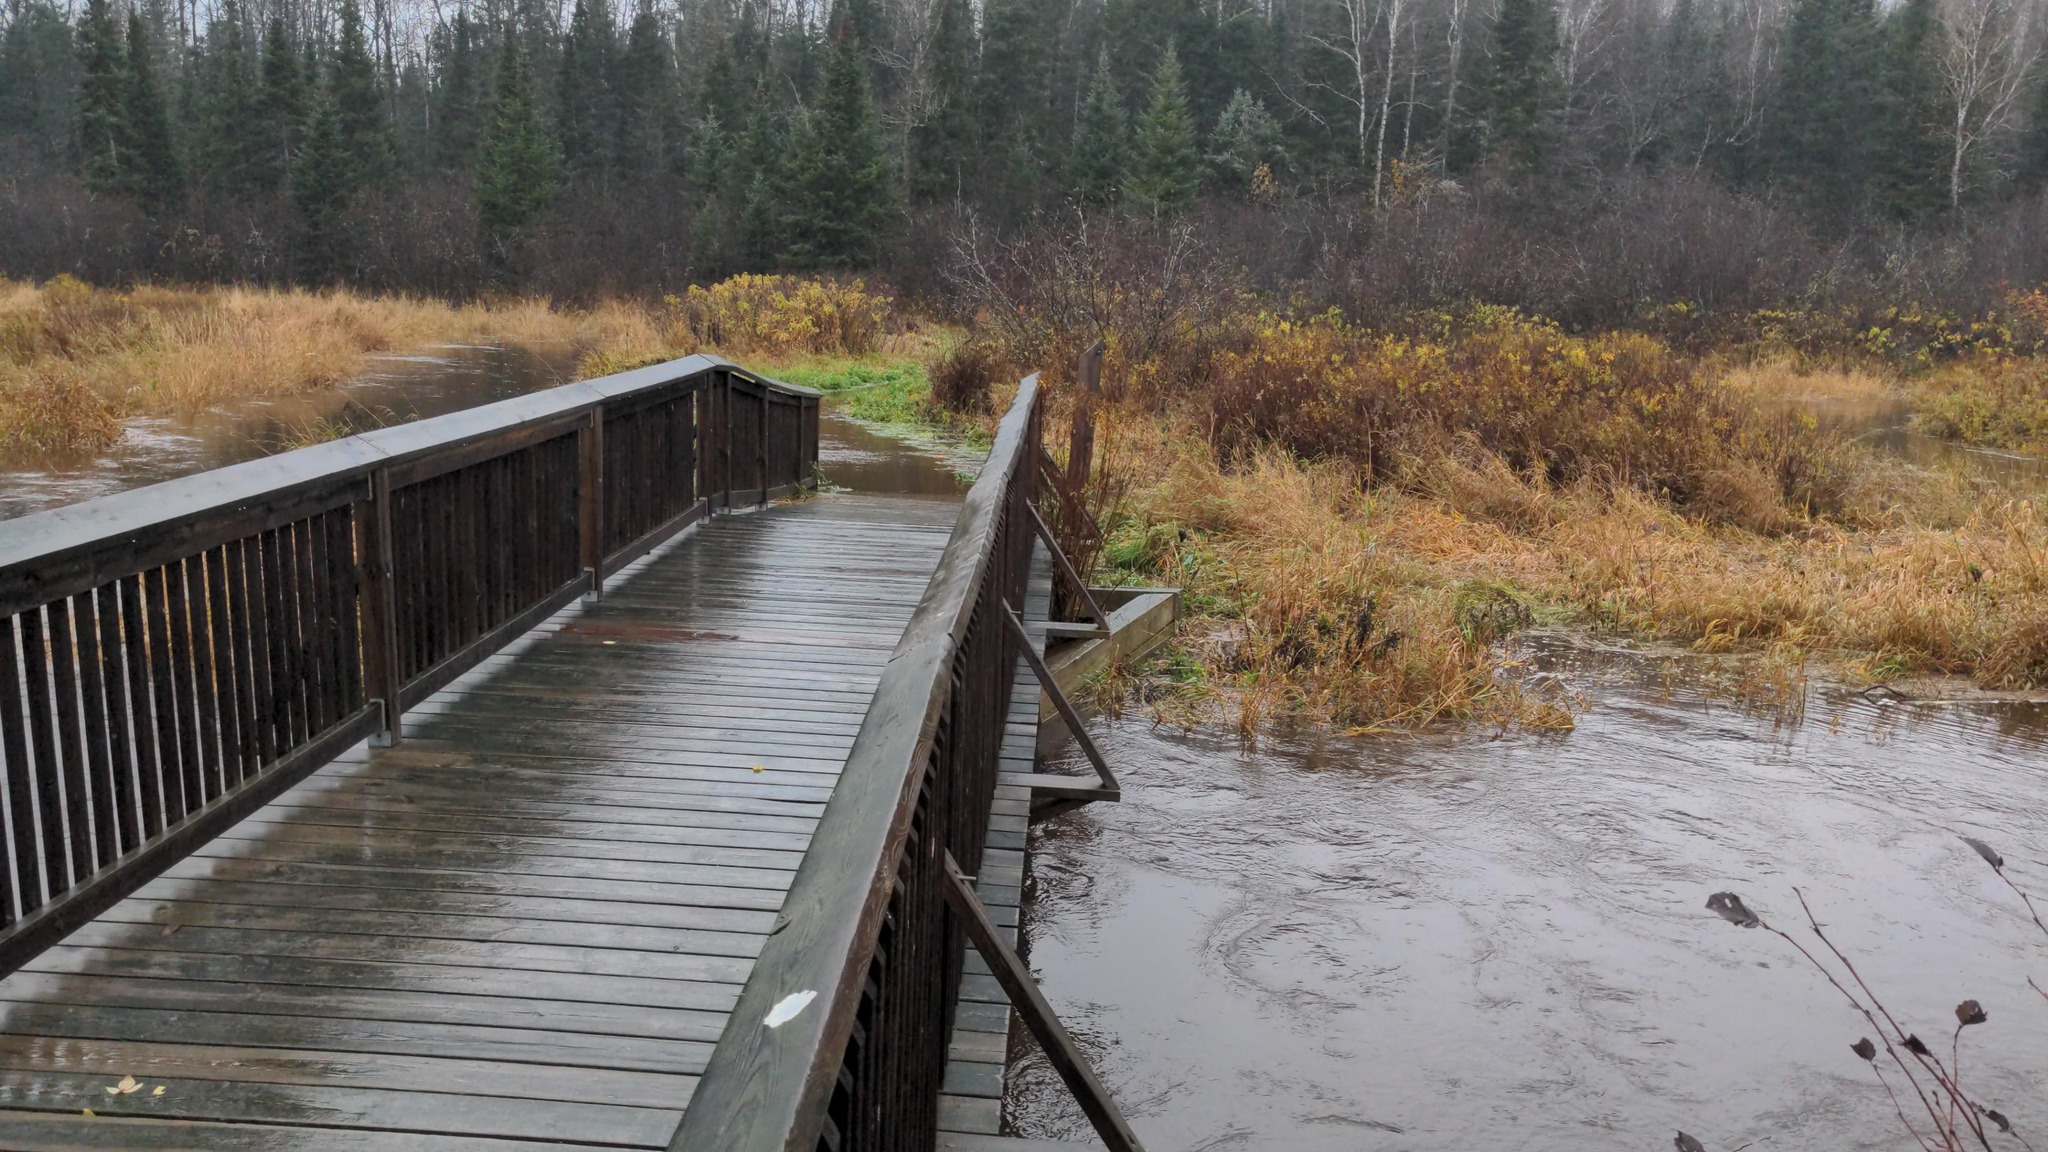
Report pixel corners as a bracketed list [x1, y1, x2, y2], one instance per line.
[1872, 0, 1947, 215]
[331, 0, 395, 188]
[1, 1, 81, 157]
[1470, 0, 1560, 174]
[1066, 53, 1129, 206]
[123, 13, 181, 206]
[256, 16, 308, 193]
[294, 87, 352, 280]
[76, 0, 130, 196]
[1206, 87, 1284, 195]
[2023, 68, 2048, 189]
[614, 6, 679, 174]
[1126, 44, 1199, 216]
[733, 108, 785, 270]
[779, 31, 895, 269]
[475, 34, 561, 265]
[908, 0, 975, 202]
[201, 0, 265, 198]
[557, 0, 619, 177]
[1767, 0, 1883, 217]
[430, 11, 490, 169]
[973, 0, 1061, 211]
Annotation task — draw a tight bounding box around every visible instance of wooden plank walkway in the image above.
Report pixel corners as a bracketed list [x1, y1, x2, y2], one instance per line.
[0, 492, 960, 1150]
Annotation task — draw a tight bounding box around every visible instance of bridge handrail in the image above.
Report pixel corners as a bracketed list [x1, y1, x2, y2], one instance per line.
[0, 353, 818, 973]
[673, 374, 1043, 1151]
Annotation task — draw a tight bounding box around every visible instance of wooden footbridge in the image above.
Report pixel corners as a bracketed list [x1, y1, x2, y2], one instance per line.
[0, 357, 1152, 1152]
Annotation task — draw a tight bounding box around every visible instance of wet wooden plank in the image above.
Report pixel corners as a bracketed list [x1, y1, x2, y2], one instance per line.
[0, 494, 954, 1144]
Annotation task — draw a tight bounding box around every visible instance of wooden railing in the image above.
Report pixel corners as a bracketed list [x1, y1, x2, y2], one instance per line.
[674, 374, 1042, 1152]
[0, 354, 818, 974]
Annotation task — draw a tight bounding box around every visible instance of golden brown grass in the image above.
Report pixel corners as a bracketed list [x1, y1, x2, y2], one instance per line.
[1100, 414, 2048, 733]
[0, 277, 665, 456]
[1717, 360, 1896, 403]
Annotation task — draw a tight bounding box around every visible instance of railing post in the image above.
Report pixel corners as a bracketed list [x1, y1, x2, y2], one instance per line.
[758, 381, 770, 502]
[580, 405, 604, 600]
[720, 372, 734, 510]
[362, 468, 403, 746]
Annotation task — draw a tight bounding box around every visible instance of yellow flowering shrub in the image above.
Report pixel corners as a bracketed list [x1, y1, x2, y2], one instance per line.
[666, 274, 890, 357]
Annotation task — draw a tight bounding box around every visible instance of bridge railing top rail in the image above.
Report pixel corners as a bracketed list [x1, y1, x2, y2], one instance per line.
[0, 353, 816, 618]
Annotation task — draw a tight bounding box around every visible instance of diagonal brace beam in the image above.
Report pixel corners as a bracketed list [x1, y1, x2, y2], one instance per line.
[1028, 504, 1110, 637]
[1004, 603, 1118, 794]
[943, 851, 1147, 1152]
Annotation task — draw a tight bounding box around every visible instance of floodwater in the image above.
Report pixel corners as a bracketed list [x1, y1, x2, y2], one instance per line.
[1793, 393, 2048, 492]
[1009, 642, 2048, 1150]
[0, 343, 966, 520]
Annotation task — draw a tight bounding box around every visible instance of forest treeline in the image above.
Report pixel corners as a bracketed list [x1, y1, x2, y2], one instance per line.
[5, 0, 2048, 317]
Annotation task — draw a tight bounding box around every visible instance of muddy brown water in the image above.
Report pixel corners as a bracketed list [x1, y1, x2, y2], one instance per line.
[4, 356, 2043, 1149]
[1010, 642, 2048, 1149]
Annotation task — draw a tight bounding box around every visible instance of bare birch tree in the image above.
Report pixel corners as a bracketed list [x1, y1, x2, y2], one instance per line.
[1936, 0, 2039, 207]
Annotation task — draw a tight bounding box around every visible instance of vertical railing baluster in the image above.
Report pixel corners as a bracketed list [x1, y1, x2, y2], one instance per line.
[580, 405, 604, 599]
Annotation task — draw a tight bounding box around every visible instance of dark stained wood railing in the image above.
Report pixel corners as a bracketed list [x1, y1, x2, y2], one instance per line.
[673, 374, 1043, 1152]
[0, 354, 817, 975]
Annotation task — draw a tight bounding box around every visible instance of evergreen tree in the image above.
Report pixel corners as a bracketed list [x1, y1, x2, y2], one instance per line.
[557, 0, 619, 177]
[1872, 0, 1947, 215]
[1126, 44, 1199, 216]
[430, 11, 490, 169]
[2023, 69, 2048, 189]
[256, 16, 308, 193]
[614, 6, 678, 174]
[1468, 0, 1559, 174]
[201, 0, 265, 198]
[1767, 0, 1882, 216]
[973, 0, 1061, 212]
[779, 32, 894, 269]
[331, 0, 395, 188]
[1206, 87, 1285, 195]
[1066, 53, 1129, 206]
[123, 13, 180, 206]
[76, 0, 130, 196]
[475, 34, 561, 265]
[907, 0, 976, 202]
[294, 87, 352, 280]
[0, 1, 81, 156]
[733, 107, 786, 269]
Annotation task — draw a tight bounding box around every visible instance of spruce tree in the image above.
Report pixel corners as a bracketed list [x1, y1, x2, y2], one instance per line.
[294, 87, 352, 281]
[733, 108, 785, 270]
[1873, 0, 1947, 214]
[614, 6, 678, 174]
[202, 0, 264, 198]
[123, 13, 181, 207]
[1, 2, 81, 157]
[430, 12, 489, 169]
[1767, 0, 1882, 217]
[1066, 53, 1129, 206]
[76, 0, 130, 196]
[1470, 0, 1559, 174]
[2023, 68, 2048, 189]
[557, 0, 619, 177]
[907, 0, 975, 202]
[779, 31, 895, 269]
[256, 16, 308, 193]
[475, 35, 561, 267]
[1206, 87, 1285, 195]
[1126, 44, 1199, 217]
[331, 0, 395, 188]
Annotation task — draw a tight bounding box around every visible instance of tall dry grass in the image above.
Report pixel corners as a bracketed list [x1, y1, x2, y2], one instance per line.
[0, 277, 660, 456]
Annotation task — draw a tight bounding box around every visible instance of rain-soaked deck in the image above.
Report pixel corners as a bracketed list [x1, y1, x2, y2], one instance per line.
[0, 492, 960, 1150]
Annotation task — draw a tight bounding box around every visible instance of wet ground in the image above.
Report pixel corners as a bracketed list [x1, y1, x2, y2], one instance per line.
[1008, 640, 2048, 1150]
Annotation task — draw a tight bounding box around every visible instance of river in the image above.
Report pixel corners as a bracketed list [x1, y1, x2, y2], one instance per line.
[2, 352, 2042, 1151]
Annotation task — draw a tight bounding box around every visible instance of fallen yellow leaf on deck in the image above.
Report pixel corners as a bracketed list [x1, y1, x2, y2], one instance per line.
[153, 1086, 165, 1095]
[108, 1074, 140, 1095]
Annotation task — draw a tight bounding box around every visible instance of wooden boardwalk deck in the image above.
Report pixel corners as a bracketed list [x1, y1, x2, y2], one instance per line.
[0, 492, 960, 1150]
